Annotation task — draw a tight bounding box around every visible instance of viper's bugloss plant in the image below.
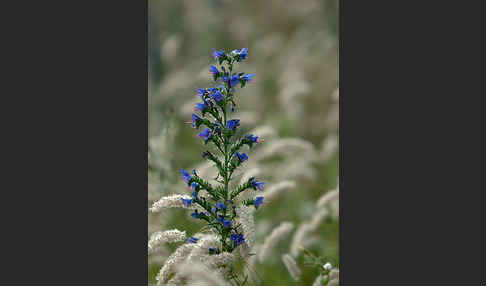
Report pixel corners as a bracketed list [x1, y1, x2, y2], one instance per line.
[180, 48, 263, 255]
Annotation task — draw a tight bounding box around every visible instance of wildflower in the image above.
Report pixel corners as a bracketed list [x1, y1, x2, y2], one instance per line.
[190, 182, 198, 189]
[249, 177, 265, 190]
[323, 262, 333, 271]
[195, 102, 208, 112]
[218, 216, 231, 228]
[241, 73, 255, 83]
[231, 48, 248, 61]
[181, 198, 193, 207]
[211, 207, 217, 213]
[191, 191, 198, 198]
[231, 102, 235, 112]
[208, 247, 217, 254]
[212, 48, 225, 59]
[230, 74, 240, 87]
[245, 134, 261, 143]
[215, 202, 226, 210]
[210, 89, 223, 102]
[191, 209, 201, 219]
[198, 128, 212, 141]
[190, 113, 202, 128]
[197, 88, 207, 97]
[209, 65, 220, 76]
[226, 119, 240, 130]
[230, 233, 245, 246]
[188, 236, 199, 243]
[235, 152, 248, 162]
[180, 169, 191, 184]
[254, 196, 264, 208]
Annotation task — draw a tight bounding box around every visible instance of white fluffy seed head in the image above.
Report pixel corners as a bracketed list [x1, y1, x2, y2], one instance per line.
[259, 180, 296, 202]
[240, 167, 261, 185]
[150, 194, 192, 213]
[259, 222, 294, 262]
[155, 243, 196, 285]
[320, 134, 338, 162]
[148, 229, 187, 254]
[290, 208, 329, 257]
[282, 253, 301, 281]
[236, 205, 256, 248]
[176, 261, 227, 286]
[317, 188, 339, 207]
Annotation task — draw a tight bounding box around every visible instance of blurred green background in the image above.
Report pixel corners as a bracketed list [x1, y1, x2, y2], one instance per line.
[148, 0, 339, 285]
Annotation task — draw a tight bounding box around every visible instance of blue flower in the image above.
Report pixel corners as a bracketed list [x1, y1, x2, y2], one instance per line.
[190, 113, 202, 128]
[197, 88, 207, 97]
[241, 73, 255, 83]
[245, 134, 261, 143]
[198, 128, 212, 141]
[210, 90, 223, 102]
[188, 236, 199, 243]
[190, 182, 198, 190]
[195, 102, 208, 112]
[191, 191, 198, 198]
[239, 48, 248, 60]
[181, 198, 193, 207]
[210, 65, 220, 76]
[254, 196, 264, 208]
[230, 233, 245, 246]
[211, 207, 217, 213]
[231, 102, 235, 112]
[209, 247, 217, 254]
[212, 48, 225, 59]
[191, 209, 200, 219]
[226, 119, 240, 130]
[180, 169, 191, 184]
[215, 202, 226, 210]
[235, 152, 248, 162]
[218, 216, 231, 228]
[230, 74, 240, 87]
[249, 177, 265, 190]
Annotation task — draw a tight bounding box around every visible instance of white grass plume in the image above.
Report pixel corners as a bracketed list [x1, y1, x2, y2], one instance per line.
[148, 229, 186, 254]
[316, 188, 339, 207]
[258, 222, 294, 262]
[290, 208, 329, 257]
[260, 180, 296, 202]
[176, 261, 227, 286]
[150, 194, 192, 213]
[236, 205, 256, 248]
[282, 253, 301, 281]
[155, 243, 196, 285]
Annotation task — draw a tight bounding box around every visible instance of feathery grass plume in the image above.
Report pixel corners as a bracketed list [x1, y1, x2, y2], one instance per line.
[148, 229, 187, 254]
[317, 188, 339, 208]
[156, 243, 196, 285]
[328, 279, 339, 286]
[290, 208, 329, 257]
[239, 167, 261, 185]
[236, 205, 256, 248]
[249, 125, 277, 141]
[252, 138, 316, 161]
[150, 194, 193, 213]
[282, 254, 301, 281]
[259, 180, 296, 202]
[320, 134, 338, 162]
[258, 222, 294, 262]
[176, 261, 228, 286]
